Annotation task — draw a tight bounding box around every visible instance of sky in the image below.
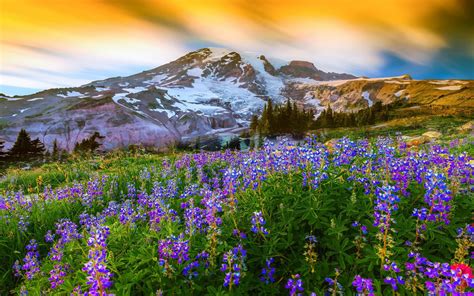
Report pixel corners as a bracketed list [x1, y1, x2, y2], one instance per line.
[1, 0, 473, 96]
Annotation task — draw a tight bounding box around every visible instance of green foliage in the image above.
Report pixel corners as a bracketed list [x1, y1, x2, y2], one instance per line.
[251, 99, 313, 138]
[1, 134, 472, 295]
[314, 101, 390, 129]
[0, 139, 5, 159]
[224, 136, 241, 150]
[73, 132, 105, 154]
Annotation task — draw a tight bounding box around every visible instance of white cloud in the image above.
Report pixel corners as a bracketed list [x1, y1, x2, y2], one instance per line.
[0, 26, 188, 93]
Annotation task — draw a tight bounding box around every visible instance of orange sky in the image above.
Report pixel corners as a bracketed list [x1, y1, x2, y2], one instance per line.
[1, 0, 472, 95]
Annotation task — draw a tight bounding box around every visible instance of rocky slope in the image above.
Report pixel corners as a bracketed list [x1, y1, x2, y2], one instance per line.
[0, 47, 472, 150]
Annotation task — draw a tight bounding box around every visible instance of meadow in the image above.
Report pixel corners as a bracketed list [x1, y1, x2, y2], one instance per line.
[1, 133, 473, 295]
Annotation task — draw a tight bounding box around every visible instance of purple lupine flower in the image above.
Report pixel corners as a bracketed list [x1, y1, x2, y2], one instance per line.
[12, 260, 22, 277]
[352, 275, 374, 296]
[373, 185, 399, 233]
[285, 274, 304, 296]
[17, 215, 30, 232]
[260, 258, 276, 284]
[44, 230, 55, 243]
[384, 276, 405, 291]
[49, 244, 63, 262]
[251, 211, 269, 236]
[158, 235, 190, 274]
[21, 239, 41, 280]
[49, 264, 68, 289]
[82, 225, 113, 295]
[232, 229, 248, 239]
[182, 261, 199, 279]
[55, 219, 82, 245]
[220, 244, 246, 289]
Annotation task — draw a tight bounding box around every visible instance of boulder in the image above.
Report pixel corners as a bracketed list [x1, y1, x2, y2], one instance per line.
[406, 136, 430, 147]
[457, 121, 474, 133]
[422, 131, 442, 139]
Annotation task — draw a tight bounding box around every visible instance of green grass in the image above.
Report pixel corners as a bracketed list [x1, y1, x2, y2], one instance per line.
[313, 115, 472, 141]
[1, 132, 473, 295]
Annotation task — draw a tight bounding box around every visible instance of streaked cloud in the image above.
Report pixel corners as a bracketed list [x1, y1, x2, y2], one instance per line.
[0, 0, 472, 95]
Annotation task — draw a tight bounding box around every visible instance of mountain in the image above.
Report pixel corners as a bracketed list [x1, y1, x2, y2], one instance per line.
[0, 48, 473, 150]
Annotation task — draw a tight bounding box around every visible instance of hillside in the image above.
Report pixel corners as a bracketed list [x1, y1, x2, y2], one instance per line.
[1, 48, 472, 150]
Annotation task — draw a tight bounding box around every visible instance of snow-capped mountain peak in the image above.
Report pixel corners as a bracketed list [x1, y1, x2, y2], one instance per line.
[1, 48, 471, 150]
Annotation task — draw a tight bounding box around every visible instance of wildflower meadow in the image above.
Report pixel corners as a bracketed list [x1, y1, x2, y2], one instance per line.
[1, 136, 473, 295]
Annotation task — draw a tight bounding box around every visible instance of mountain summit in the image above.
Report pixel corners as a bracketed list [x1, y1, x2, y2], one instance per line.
[1, 48, 472, 150]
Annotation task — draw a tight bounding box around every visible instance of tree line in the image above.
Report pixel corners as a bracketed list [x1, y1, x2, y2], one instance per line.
[0, 129, 104, 163]
[250, 99, 314, 138]
[313, 101, 390, 128]
[250, 100, 392, 137]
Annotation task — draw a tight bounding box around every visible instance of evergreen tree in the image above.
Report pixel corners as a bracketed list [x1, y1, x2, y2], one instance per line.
[266, 100, 274, 135]
[325, 105, 334, 127]
[0, 139, 5, 158]
[250, 115, 259, 134]
[258, 134, 264, 148]
[52, 139, 60, 160]
[8, 129, 33, 160]
[31, 138, 46, 158]
[74, 132, 105, 154]
[226, 136, 241, 150]
[249, 138, 255, 150]
[194, 137, 201, 151]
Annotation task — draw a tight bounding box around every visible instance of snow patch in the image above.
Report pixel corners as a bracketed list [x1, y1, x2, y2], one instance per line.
[95, 87, 110, 92]
[362, 91, 373, 107]
[144, 74, 168, 85]
[123, 86, 147, 94]
[165, 74, 262, 117]
[289, 78, 353, 87]
[112, 93, 128, 103]
[123, 97, 141, 104]
[394, 90, 404, 97]
[2, 96, 22, 101]
[436, 85, 462, 91]
[57, 91, 83, 98]
[204, 48, 232, 62]
[187, 68, 204, 77]
[241, 53, 285, 100]
[27, 97, 44, 102]
[384, 80, 410, 85]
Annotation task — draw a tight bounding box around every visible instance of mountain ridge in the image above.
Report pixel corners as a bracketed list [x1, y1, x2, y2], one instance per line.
[1, 47, 472, 150]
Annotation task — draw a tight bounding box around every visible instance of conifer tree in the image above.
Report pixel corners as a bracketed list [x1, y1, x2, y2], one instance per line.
[227, 136, 241, 150]
[0, 139, 5, 158]
[8, 129, 33, 160]
[31, 138, 46, 158]
[250, 115, 259, 134]
[74, 132, 105, 154]
[52, 139, 60, 160]
[194, 137, 201, 151]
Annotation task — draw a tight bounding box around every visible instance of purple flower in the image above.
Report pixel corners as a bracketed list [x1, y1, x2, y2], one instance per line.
[49, 264, 68, 289]
[19, 239, 41, 280]
[221, 244, 246, 289]
[384, 276, 405, 291]
[260, 258, 276, 284]
[158, 235, 190, 273]
[82, 225, 113, 294]
[251, 211, 269, 236]
[285, 274, 304, 296]
[44, 230, 55, 243]
[352, 275, 374, 296]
